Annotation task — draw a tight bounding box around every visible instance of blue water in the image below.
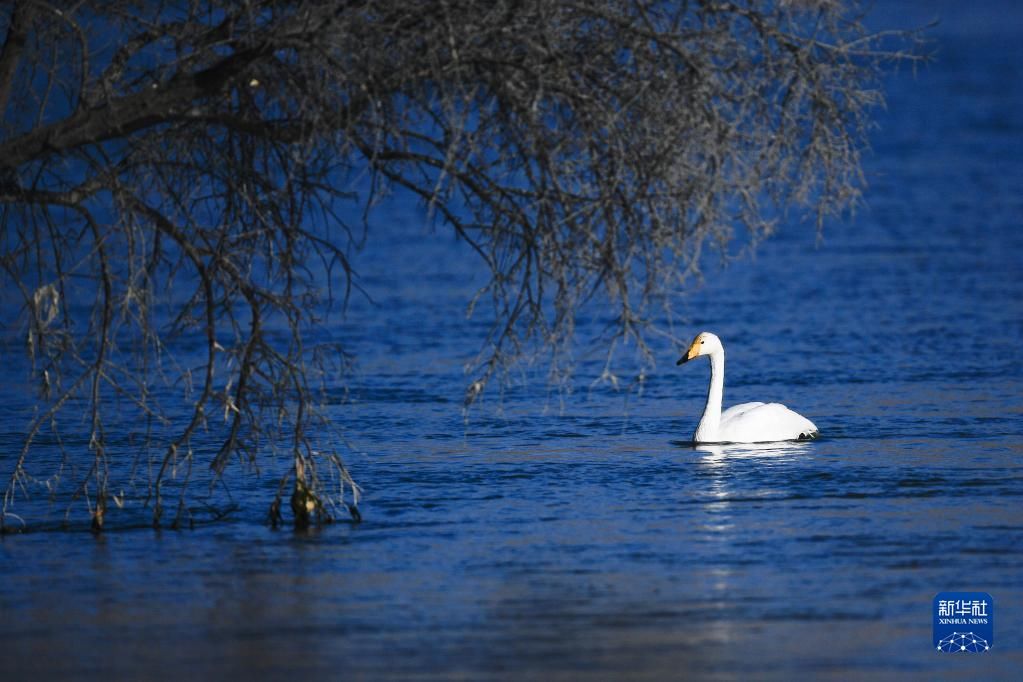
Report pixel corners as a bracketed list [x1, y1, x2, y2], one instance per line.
[3, 2, 1023, 679]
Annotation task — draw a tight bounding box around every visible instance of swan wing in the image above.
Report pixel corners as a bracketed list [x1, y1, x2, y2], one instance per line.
[719, 402, 818, 443]
[720, 401, 766, 422]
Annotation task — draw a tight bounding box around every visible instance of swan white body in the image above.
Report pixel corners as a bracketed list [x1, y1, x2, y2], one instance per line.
[677, 332, 818, 444]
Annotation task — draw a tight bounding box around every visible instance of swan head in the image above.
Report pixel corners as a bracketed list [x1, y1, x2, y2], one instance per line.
[676, 331, 722, 365]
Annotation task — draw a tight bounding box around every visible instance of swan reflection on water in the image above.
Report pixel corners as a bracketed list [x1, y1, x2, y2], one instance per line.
[669, 440, 816, 511]
[671, 439, 815, 466]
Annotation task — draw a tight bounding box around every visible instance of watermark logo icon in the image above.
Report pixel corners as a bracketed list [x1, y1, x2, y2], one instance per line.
[933, 592, 993, 653]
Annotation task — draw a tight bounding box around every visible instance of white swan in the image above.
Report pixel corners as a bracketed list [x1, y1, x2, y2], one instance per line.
[676, 332, 819, 444]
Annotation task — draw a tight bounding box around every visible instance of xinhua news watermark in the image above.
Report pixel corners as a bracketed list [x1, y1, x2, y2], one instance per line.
[933, 592, 994, 653]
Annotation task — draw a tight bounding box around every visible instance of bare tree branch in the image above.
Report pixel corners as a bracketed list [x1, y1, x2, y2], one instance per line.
[0, 0, 920, 531]
[0, 2, 33, 116]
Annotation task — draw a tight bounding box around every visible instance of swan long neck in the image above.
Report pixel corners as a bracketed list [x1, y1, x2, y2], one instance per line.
[695, 349, 724, 442]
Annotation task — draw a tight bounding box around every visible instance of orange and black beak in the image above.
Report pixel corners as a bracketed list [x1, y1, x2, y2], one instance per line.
[676, 338, 700, 365]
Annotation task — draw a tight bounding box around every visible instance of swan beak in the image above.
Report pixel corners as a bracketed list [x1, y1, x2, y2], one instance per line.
[676, 340, 700, 365]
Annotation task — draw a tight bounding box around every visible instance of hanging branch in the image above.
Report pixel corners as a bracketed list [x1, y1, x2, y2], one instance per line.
[0, 1, 920, 531]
